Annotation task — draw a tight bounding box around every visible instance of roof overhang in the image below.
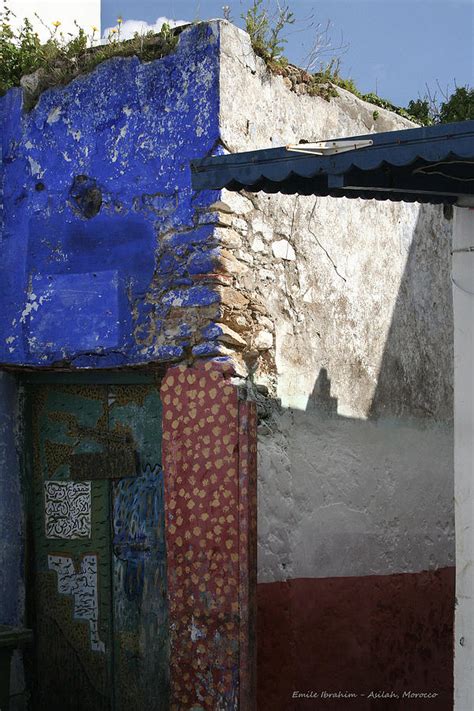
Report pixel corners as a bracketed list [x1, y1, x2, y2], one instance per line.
[191, 120, 474, 205]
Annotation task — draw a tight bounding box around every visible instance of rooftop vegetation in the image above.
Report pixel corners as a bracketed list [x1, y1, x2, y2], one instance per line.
[0, 3, 179, 107]
[1, 0, 472, 122]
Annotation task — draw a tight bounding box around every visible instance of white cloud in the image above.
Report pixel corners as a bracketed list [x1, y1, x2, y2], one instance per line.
[102, 16, 188, 41]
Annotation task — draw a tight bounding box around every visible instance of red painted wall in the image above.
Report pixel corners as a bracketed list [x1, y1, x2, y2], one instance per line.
[257, 568, 454, 710]
[161, 360, 257, 710]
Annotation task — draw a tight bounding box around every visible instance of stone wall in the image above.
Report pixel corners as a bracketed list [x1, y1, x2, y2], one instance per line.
[217, 21, 455, 707]
[0, 23, 223, 368]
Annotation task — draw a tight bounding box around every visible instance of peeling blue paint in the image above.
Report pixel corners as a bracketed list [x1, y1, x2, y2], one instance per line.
[201, 323, 223, 340]
[0, 22, 225, 368]
[192, 341, 225, 357]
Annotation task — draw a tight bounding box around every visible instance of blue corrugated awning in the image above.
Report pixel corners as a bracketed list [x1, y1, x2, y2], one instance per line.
[191, 120, 474, 204]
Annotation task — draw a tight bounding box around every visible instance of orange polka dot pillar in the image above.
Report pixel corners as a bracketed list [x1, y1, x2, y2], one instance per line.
[161, 359, 257, 710]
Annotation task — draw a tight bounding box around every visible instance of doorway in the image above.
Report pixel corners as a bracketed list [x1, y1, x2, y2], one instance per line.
[25, 378, 168, 711]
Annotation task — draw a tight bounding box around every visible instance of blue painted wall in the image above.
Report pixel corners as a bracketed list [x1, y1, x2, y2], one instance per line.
[0, 22, 222, 368]
[0, 373, 23, 625]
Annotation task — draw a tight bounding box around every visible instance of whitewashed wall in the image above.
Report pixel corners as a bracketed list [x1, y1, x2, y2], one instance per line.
[453, 206, 474, 711]
[218, 21, 454, 583]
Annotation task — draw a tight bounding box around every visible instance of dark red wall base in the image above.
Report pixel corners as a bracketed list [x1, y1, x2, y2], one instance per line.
[257, 568, 455, 710]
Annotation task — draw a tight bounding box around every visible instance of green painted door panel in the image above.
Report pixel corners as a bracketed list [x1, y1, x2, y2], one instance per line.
[28, 384, 168, 711]
[109, 386, 168, 711]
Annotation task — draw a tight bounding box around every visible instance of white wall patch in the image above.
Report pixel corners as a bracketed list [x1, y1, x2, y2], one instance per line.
[44, 480, 91, 539]
[48, 554, 105, 652]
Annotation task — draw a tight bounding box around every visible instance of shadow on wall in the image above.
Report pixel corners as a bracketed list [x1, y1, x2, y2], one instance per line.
[256, 205, 455, 710]
[308, 367, 338, 414]
[369, 203, 454, 420]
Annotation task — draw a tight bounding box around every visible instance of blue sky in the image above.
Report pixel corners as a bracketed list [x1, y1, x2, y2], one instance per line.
[102, 0, 473, 107]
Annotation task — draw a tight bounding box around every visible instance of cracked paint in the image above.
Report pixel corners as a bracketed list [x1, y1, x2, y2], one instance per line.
[0, 22, 224, 369]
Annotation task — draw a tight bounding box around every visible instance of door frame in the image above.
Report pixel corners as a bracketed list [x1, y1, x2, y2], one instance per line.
[19, 368, 163, 710]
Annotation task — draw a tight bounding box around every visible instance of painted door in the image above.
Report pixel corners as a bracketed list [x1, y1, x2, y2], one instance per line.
[29, 383, 168, 711]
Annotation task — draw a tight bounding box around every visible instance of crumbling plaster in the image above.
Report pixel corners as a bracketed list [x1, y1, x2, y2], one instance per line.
[0, 23, 225, 368]
[217, 22, 454, 580]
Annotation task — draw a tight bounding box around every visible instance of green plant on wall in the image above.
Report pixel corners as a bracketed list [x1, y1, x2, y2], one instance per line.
[239, 2, 419, 112]
[0, 2, 179, 105]
[406, 98, 432, 125]
[307, 59, 340, 101]
[0, 4, 47, 94]
[242, 0, 294, 66]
